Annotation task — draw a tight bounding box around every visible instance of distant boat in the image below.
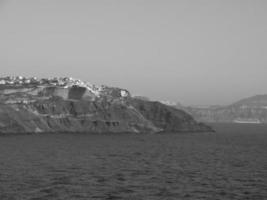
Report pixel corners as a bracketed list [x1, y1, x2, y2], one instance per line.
[233, 118, 261, 124]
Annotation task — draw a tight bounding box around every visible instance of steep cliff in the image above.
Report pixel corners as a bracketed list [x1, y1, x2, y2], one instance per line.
[0, 76, 213, 134]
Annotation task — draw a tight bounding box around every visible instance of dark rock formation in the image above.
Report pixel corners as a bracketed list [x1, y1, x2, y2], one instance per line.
[130, 99, 213, 132]
[0, 76, 213, 134]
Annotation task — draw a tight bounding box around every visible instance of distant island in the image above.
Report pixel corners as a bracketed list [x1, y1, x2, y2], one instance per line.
[0, 76, 212, 134]
[176, 95, 267, 124]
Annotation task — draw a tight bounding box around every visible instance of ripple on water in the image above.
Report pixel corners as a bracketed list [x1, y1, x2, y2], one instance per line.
[0, 125, 266, 199]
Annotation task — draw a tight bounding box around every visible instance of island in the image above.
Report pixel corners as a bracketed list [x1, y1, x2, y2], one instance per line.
[0, 76, 213, 134]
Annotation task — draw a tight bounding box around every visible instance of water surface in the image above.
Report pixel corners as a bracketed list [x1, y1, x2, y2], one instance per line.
[0, 124, 266, 199]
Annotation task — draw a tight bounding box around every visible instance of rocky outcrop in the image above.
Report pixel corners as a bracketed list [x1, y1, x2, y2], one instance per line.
[130, 99, 213, 132]
[0, 76, 213, 134]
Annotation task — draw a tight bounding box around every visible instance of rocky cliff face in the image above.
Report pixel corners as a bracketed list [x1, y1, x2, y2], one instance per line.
[184, 95, 267, 123]
[0, 76, 213, 134]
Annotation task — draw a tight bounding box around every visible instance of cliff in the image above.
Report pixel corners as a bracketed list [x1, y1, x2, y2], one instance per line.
[0, 76, 213, 134]
[184, 95, 267, 123]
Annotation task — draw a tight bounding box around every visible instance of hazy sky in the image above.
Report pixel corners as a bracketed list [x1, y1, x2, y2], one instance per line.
[1, 0, 267, 105]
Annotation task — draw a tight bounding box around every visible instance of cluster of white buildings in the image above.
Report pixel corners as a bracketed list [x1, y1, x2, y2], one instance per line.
[0, 76, 130, 98]
[0, 76, 38, 85]
[0, 76, 87, 86]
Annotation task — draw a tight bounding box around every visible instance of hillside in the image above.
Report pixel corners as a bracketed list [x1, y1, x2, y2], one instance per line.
[0, 76, 213, 134]
[184, 95, 267, 123]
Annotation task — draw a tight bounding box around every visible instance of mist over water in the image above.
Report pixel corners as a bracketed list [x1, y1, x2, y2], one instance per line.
[0, 124, 266, 200]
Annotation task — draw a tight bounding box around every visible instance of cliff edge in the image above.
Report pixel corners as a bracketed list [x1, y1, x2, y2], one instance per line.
[0, 76, 213, 134]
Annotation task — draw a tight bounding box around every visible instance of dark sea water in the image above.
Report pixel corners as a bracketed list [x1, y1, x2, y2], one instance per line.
[0, 124, 266, 200]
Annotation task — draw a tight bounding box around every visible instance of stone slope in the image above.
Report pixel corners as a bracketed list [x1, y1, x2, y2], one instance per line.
[0, 76, 213, 134]
[130, 99, 212, 132]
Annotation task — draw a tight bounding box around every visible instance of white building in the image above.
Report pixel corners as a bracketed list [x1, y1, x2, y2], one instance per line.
[25, 79, 31, 84]
[0, 80, 6, 85]
[121, 90, 128, 97]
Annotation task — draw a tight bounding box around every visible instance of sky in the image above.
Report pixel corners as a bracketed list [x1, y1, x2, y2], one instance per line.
[0, 0, 267, 105]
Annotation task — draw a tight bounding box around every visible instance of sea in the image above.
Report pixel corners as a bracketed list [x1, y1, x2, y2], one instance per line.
[0, 123, 266, 200]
